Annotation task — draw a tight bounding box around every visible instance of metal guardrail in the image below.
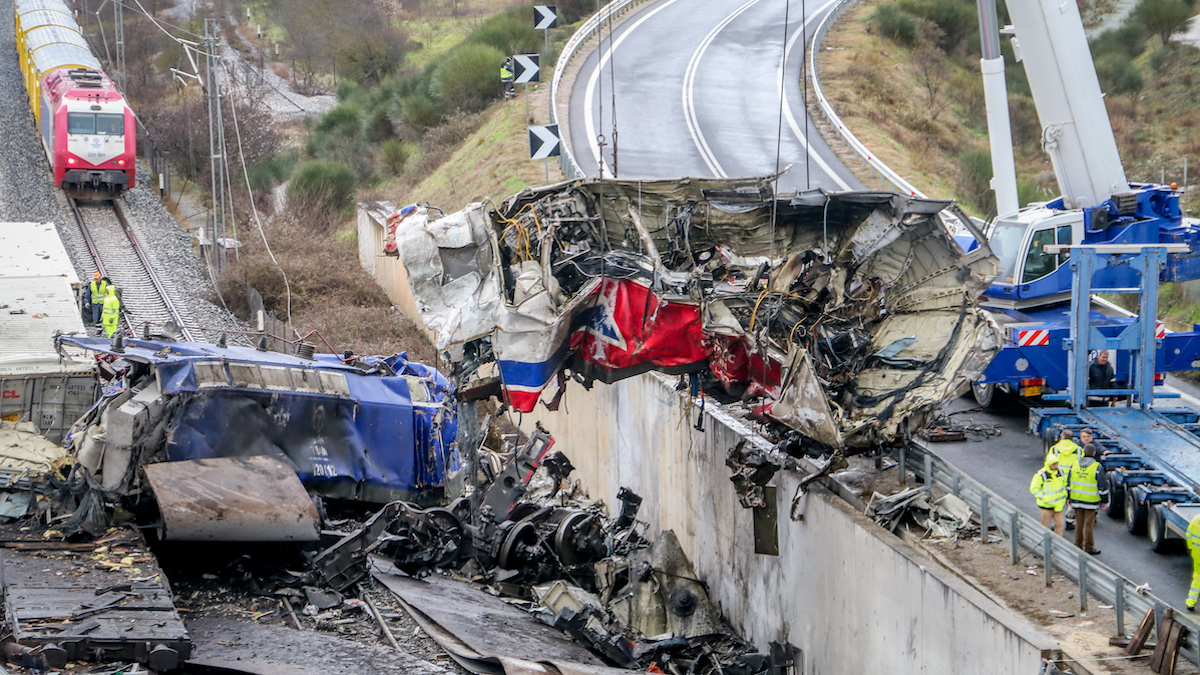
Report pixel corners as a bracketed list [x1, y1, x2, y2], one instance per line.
[809, 0, 924, 196]
[550, 0, 649, 179]
[903, 440, 1200, 668]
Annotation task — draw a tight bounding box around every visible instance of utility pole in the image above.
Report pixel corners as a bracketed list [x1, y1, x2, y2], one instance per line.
[204, 19, 228, 271]
[114, 0, 125, 91]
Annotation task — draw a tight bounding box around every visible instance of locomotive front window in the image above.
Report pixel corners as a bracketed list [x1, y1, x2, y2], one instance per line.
[66, 113, 124, 135]
[67, 112, 94, 134]
[95, 114, 124, 135]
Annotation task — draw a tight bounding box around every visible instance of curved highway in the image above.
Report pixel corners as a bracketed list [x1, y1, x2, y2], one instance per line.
[567, 0, 861, 192]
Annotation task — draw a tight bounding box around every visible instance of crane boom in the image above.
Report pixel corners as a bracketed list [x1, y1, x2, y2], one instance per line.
[1005, 0, 1130, 208]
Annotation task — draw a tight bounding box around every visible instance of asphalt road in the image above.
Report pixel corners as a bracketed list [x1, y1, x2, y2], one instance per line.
[930, 381, 1200, 611]
[567, 0, 862, 192]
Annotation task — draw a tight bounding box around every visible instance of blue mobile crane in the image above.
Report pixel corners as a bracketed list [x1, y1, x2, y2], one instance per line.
[961, 0, 1200, 407]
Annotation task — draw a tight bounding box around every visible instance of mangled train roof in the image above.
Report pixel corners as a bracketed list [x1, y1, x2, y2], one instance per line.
[389, 176, 999, 448]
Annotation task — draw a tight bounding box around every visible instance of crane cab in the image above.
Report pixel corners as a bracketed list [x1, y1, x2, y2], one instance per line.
[983, 205, 1082, 309]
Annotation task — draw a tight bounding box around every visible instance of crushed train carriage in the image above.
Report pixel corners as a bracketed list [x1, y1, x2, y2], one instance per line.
[386, 177, 1001, 448]
[55, 335, 459, 540]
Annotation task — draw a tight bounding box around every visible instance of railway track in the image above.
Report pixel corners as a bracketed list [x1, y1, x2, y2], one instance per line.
[67, 197, 195, 342]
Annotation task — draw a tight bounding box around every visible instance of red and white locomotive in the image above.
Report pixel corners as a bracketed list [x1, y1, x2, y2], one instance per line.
[15, 0, 136, 194]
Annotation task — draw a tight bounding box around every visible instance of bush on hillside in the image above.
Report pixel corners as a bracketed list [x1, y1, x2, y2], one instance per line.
[379, 139, 413, 175]
[873, 5, 918, 45]
[896, 0, 975, 51]
[431, 43, 508, 113]
[1095, 54, 1145, 94]
[396, 93, 445, 129]
[1090, 24, 1149, 59]
[467, 8, 542, 55]
[288, 161, 358, 229]
[957, 148, 995, 214]
[1136, 0, 1193, 44]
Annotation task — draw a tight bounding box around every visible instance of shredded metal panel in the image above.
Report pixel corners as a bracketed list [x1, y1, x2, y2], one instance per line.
[144, 456, 321, 542]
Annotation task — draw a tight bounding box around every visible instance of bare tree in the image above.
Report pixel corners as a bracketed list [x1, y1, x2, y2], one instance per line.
[914, 46, 950, 121]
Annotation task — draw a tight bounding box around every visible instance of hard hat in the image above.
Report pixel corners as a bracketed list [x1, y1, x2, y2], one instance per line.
[93, 272, 101, 279]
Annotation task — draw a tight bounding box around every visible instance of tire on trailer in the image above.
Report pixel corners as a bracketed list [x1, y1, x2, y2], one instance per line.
[1105, 472, 1125, 519]
[971, 382, 997, 408]
[1125, 489, 1148, 535]
[1148, 504, 1177, 553]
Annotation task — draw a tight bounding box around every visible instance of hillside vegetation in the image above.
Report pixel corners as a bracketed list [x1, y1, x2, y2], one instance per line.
[815, 0, 1200, 218]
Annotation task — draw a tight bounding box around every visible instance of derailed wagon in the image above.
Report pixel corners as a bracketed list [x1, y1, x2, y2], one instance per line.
[386, 177, 1000, 449]
[56, 335, 458, 540]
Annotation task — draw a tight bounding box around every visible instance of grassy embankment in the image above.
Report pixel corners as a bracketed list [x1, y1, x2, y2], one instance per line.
[220, 1, 574, 360]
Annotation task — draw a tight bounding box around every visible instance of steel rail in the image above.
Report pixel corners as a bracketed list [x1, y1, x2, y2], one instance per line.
[68, 197, 194, 342]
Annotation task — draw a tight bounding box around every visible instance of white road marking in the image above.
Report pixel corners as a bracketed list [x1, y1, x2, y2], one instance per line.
[779, 0, 851, 190]
[681, 0, 763, 177]
[583, 0, 683, 177]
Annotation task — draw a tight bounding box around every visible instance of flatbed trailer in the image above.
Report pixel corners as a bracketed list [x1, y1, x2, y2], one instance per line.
[1023, 245, 1200, 552]
[1031, 405, 1200, 547]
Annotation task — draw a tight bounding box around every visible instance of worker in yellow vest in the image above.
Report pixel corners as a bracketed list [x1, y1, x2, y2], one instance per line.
[1048, 429, 1082, 471]
[101, 287, 121, 338]
[1068, 443, 1108, 555]
[1031, 453, 1068, 536]
[1187, 515, 1200, 611]
[86, 272, 109, 325]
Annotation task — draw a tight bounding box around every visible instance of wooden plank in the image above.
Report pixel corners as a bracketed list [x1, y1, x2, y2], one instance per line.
[1150, 609, 1175, 673]
[1127, 608, 1156, 656]
[1162, 620, 1185, 675]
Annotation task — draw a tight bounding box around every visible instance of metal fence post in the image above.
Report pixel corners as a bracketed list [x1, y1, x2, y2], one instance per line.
[1078, 556, 1088, 612]
[1116, 580, 1125, 635]
[1155, 602, 1165, 638]
[1044, 533, 1053, 587]
[1010, 512, 1020, 564]
[980, 493, 990, 541]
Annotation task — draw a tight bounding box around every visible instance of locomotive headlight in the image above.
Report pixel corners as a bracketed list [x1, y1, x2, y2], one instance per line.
[66, 157, 76, 165]
[117, 159, 125, 166]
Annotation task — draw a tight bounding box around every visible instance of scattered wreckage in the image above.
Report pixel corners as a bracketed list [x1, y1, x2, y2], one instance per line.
[385, 176, 999, 450]
[311, 429, 778, 675]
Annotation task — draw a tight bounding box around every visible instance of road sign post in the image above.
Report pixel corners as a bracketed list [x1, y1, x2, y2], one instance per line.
[535, 6, 557, 57]
[512, 54, 540, 121]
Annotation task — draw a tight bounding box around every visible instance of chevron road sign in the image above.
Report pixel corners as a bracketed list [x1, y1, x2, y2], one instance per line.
[529, 124, 561, 160]
[513, 54, 540, 83]
[534, 5, 558, 29]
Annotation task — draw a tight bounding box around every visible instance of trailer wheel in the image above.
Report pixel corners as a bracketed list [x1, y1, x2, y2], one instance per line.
[971, 382, 996, 408]
[1105, 472, 1124, 519]
[1148, 504, 1178, 553]
[1125, 490, 1147, 535]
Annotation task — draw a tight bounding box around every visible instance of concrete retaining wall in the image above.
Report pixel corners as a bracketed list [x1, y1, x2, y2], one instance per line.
[520, 373, 1059, 673]
[357, 205, 435, 345]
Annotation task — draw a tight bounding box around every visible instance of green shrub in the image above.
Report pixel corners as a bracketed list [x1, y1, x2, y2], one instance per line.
[337, 80, 363, 101]
[288, 161, 358, 228]
[873, 5, 918, 45]
[315, 102, 362, 137]
[1136, 0, 1193, 44]
[378, 139, 412, 175]
[896, 0, 974, 51]
[396, 93, 445, 129]
[467, 8, 541, 55]
[430, 43, 507, 113]
[247, 153, 297, 193]
[957, 148, 995, 214]
[1090, 24, 1149, 59]
[1095, 54, 1144, 94]
[362, 106, 395, 143]
[1150, 46, 1171, 71]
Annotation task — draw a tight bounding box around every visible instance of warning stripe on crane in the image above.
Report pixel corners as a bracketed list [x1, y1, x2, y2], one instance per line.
[1017, 330, 1050, 347]
[1157, 322, 1166, 339]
